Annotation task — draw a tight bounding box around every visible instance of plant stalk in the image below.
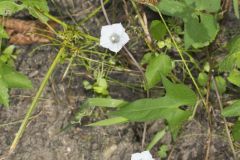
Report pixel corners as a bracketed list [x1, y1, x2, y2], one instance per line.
[154, 7, 206, 107]
[212, 76, 237, 159]
[9, 47, 65, 154]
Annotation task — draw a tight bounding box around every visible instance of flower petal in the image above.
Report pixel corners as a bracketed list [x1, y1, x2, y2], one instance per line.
[141, 151, 154, 160]
[111, 23, 125, 33]
[101, 25, 114, 37]
[108, 43, 122, 53]
[100, 34, 112, 48]
[120, 32, 130, 46]
[99, 23, 130, 53]
[131, 153, 142, 160]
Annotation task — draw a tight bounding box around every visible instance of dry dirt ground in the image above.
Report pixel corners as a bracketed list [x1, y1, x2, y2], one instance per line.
[0, 0, 240, 160]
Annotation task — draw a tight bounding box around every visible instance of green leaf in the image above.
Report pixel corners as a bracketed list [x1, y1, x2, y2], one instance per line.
[163, 106, 192, 138]
[83, 80, 92, 90]
[140, 52, 155, 65]
[0, 63, 32, 89]
[145, 54, 172, 89]
[150, 20, 167, 40]
[112, 78, 196, 121]
[219, 52, 240, 72]
[233, 0, 239, 18]
[211, 76, 226, 94]
[22, 0, 49, 23]
[227, 69, 240, 87]
[219, 36, 240, 72]
[74, 98, 127, 122]
[93, 78, 109, 95]
[158, 145, 168, 158]
[0, 1, 24, 16]
[232, 121, 240, 141]
[3, 45, 15, 55]
[197, 72, 208, 86]
[0, 79, 9, 107]
[163, 77, 197, 105]
[0, 45, 15, 63]
[0, 62, 32, 107]
[228, 35, 240, 54]
[184, 13, 219, 48]
[147, 129, 166, 150]
[0, 25, 9, 39]
[87, 117, 128, 126]
[222, 100, 240, 117]
[86, 98, 127, 108]
[184, 0, 221, 12]
[157, 0, 189, 18]
[156, 0, 220, 48]
[111, 78, 197, 138]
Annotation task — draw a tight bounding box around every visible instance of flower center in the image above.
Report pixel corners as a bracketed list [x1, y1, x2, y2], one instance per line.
[109, 33, 120, 43]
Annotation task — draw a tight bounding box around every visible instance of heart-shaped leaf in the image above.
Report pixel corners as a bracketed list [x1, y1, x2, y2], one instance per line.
[156, 0, 220, 48]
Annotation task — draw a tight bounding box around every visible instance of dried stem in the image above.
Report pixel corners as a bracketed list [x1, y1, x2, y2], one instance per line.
[212, 76, 237, 159]
[100, 0, 149, 149]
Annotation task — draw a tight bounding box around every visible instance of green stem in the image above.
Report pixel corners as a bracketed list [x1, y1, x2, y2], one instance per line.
[155, 7, 206, 107]
[44, 10, 99, 42]
[78, 32, 99, 42]
[9, 47, 65, 154]
[44, 12, 68, 30]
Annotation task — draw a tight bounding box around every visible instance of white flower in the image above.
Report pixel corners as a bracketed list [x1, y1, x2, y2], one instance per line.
[100, 23, 130, 53]
[131, 151, 154, 160]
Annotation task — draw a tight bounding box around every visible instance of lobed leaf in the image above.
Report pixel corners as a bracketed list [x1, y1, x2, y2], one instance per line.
[111, 77, 197, 138]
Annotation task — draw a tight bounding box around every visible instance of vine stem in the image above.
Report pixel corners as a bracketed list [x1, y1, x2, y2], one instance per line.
[100, 0, 146, 82]
[154, 7, 206, 107]
[212, 76, 237, 159]
[8, 47, 65, 154]
[100, 0, 149, 149]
